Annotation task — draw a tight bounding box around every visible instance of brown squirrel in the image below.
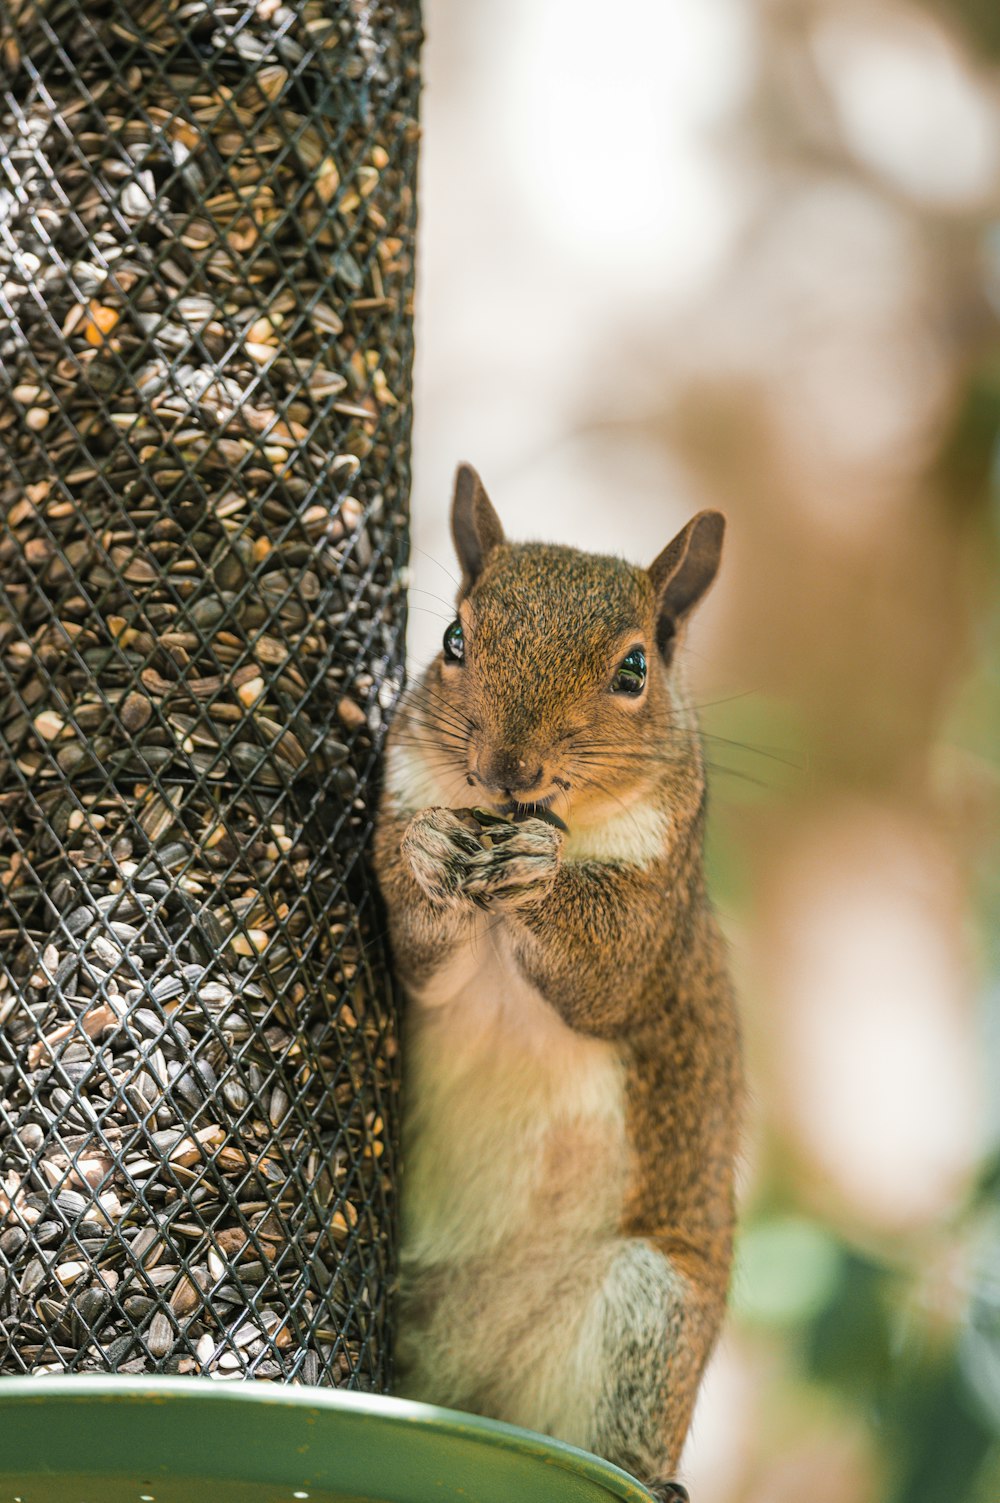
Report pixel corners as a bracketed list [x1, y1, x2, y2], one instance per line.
[373, 464, 742, 1501]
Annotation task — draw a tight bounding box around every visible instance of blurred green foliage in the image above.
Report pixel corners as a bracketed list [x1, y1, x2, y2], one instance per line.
[925, 2, 1000, 60]
[734, 1168, 1000, 1502]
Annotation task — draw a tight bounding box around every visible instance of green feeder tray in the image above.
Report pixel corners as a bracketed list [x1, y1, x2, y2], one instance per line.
[0, 1376, 659, 1502]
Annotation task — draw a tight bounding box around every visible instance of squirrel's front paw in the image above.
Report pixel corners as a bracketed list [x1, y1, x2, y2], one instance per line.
[402, 807, 485, 909]
[463, 816, 561, 912]
[402, 808, 561, 913]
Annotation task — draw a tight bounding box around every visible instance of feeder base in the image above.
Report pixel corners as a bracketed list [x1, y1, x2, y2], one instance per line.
[0, 1375, 658, 1502]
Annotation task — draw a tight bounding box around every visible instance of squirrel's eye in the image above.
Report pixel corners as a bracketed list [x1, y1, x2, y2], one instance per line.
[612, 647, 646, 696]
[442, 619, 465, 663]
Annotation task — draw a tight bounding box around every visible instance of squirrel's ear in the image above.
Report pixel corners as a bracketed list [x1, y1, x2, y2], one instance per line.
[648, 510, 725, 665]
[451, 462, 505, 593]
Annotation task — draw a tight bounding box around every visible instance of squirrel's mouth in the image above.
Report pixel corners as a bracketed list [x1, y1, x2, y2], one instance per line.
[496, 794, 569, 832]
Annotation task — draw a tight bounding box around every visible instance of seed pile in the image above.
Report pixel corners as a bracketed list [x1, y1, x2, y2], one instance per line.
[0, 783, 392, 1381]
[0, 0, 420, 1385]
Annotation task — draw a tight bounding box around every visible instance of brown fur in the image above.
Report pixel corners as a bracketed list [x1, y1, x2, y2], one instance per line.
[373, 464, 743, 1493]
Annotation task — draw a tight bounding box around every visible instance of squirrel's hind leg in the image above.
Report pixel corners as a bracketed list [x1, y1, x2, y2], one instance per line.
[588, 1239, 720, 1495]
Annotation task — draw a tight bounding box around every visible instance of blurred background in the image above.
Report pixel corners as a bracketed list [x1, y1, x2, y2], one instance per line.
[408, 2, 1000, 1500]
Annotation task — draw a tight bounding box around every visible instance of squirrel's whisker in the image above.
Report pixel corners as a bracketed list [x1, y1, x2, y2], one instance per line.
[568, 766, 652, 832]
[693, 688, 762, 712]
[405, 676, 479, 726]
[408, 545, 464, 593]
[702, 760, 774, 791]
[403, 691, 478, 742]
[697, 731, 803, 770]
[406, 603, 462, 625]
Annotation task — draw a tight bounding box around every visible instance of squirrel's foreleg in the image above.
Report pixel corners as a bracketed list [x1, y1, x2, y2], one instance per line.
[372, 807, 478, 991]
[505, 853, 688, 1036]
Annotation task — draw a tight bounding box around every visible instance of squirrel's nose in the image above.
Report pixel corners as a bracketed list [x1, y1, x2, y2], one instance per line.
[479, 749, 544, 796]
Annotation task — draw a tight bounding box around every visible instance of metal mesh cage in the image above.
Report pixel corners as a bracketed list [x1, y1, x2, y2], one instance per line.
[0, 0, 420, 1389]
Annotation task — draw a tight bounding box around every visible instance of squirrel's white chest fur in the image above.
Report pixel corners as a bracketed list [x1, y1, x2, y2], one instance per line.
[398, 914, 630, 1436]
[402, 915, 628, 1267]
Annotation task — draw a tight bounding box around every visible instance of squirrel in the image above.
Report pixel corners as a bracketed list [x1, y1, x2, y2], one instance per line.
[373, 463, 743, 1502]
